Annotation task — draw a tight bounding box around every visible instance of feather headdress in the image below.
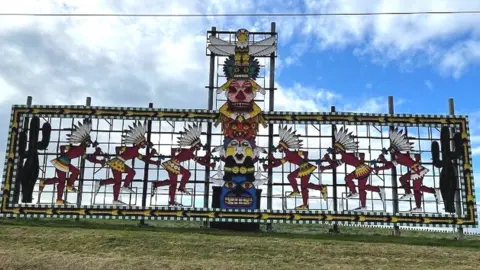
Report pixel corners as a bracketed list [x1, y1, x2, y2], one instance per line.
[177, 124, 203, 147]
[66, 119, 92, 144]
[389, 128, 414, 152]
[122, 121, 147, 145]
[278, 126, 302, 149]
[333, 127, 358, 152]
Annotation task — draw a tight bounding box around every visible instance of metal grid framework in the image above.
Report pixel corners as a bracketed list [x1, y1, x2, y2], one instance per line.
[0, 105, 477, 228]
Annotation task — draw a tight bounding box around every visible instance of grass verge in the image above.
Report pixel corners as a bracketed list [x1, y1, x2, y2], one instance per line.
[0, 218, 478, 269]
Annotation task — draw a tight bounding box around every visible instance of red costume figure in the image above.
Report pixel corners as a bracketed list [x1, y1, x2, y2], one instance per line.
[94, 121, 161, 205]
[151, 124, 215, 206]
[263, 126, 327, 210]
[39, 119, 104, 205]
[374, 128, 440, 213]
[318, 127, 385, 212]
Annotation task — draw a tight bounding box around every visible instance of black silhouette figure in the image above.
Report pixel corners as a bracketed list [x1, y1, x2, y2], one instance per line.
[17, 116, 51, 203]
[431, 126, 463, 213]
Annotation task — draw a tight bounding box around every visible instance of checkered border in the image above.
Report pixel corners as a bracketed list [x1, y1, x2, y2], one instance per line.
[1, 107, 21, 211]
[0, 105, 477, 228]
[0, 207, 474, 228]
[462, 117, 477, 223]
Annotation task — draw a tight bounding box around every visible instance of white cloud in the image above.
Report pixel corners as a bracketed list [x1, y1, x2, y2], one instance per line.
[274, 83, 339, 112]
[274, 82, 395, 114]
[301, 0, 480, 78]
[438, 40, 480, 79]
[424, 80, 434, 90]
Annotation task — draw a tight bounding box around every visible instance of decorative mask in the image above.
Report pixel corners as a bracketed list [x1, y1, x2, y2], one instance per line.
[223, 122, 258, 139]
[224, 138, 255, 164]
[220, 175, 257, 209]
[226, 80, 255, 111]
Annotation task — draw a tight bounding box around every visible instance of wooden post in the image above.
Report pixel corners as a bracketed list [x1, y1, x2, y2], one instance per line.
[203, 26, 216, 228]
[330, 106, 340, 234]
[266, 21, 276, 232]
[389, 96, 401, 236]
[75, 97, 91, 221]
[449, 98, 464, 240]
[139, 102, 154, 226]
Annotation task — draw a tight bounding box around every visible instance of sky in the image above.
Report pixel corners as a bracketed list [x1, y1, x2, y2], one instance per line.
[0, 0, 479, 230]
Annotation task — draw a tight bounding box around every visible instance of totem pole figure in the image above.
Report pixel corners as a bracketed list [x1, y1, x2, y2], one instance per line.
[206, 28, 275, 210]
[318, 127, 385, 212]
[208, 28, 275, 139]
[431, 126, 463, 213]
[263, 126, 327, 210]
[151, 124, 215, 206]
[39, 119, 104, 205]
[94, 121, 161, 205]
[17, 116, 51, 203]
[375, 128, 441, 213]
[210, 137, 267, 209]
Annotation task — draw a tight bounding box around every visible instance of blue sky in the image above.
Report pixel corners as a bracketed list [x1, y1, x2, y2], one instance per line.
[0, 0, 479, 227]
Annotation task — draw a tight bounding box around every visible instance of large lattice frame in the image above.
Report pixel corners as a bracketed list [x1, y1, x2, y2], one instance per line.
[0, 105, 477, 228]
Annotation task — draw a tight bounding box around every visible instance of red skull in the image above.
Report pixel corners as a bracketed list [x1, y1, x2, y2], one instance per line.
[227, 80, 255, 111]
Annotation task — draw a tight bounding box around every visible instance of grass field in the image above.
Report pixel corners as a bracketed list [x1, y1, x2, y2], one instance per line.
[1, 218, 479, 270]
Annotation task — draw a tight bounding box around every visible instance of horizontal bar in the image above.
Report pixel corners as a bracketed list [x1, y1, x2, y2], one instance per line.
[1, 205, 473, 227]
[10, 105, 470, 121]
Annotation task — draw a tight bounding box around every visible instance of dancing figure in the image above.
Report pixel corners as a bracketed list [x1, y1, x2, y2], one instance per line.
[39, 119, 104, 205]
[318, 127, 385, 212]
[374, 128, 441, 213]
[94, 121, 161, 205]
[151, 124, 215, 206]
[263, 126, 327, 210]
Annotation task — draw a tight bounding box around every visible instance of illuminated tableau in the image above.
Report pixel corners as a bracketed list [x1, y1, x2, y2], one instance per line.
[0, 26, 477, 228]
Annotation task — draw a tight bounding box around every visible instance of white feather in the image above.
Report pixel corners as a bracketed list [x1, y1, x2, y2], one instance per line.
[389, 128, 413, 152]
[278, 126, 303, 149]
[67, 119, 92, 144]
[122, 121, 147, 145]
[177, 123, 203, 147]
[253, 165, 268, 187]
[333, 127, 358, 151]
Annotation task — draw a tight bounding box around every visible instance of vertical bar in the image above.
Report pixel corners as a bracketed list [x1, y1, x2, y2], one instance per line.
[330, 106, 337, 211]
[203, 26, 216, 227]
[330, 106, 340, 233]
[448, 98, 464, 239]
[140, 102, 154, 226]
[266, 22, 276, 232]
[13, 96, 33, 204]
[388, 96, 401, 236]
[75, 97, 92, 212]
[207, 27, 216, 111]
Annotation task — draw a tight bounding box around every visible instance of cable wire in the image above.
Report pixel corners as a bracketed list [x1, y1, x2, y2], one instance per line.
[0, 10, 480, 17]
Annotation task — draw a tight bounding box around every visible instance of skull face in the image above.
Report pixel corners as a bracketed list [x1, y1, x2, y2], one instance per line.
[226, 80, 255, 111]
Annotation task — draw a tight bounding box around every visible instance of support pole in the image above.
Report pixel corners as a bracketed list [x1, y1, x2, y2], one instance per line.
[388, 96, 401, 236]
[75, 97, 91, 220]
[449, 98, 464, 240]
[203, 26, 216, 228]
[13, 96, 33, 204]
[266, 22, 276, 232]
[330, 106, 340, 234]
[139, 102, 154, 226]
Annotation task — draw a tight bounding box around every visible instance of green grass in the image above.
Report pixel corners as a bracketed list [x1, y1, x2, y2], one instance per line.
[0, 218, 479, 269]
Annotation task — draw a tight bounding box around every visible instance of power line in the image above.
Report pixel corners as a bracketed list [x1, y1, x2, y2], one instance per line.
[0, 10, 480, 17]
